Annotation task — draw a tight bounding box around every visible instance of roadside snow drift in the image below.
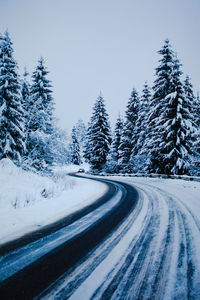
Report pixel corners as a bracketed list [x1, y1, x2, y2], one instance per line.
[0, 159, 106, 244]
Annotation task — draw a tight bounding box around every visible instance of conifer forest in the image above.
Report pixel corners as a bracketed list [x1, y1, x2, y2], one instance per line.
[0, 32, 199, 176]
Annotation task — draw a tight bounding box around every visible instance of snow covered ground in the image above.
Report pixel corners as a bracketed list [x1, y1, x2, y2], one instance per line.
[0, 159, 106, 245]
[116, 175, 200, 224]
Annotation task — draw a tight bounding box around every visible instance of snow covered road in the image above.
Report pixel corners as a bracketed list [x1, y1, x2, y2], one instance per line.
[39, 176, 200, 300]
[0, 176, 138, 299]
[0, 175, 200, 299]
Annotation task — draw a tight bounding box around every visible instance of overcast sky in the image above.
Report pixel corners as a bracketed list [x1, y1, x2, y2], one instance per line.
[0, 0, 200, 132]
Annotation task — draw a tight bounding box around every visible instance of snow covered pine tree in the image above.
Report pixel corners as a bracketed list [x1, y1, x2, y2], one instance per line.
[75, 119, 87, 161]
[26, 57, 55, 170]
[184, 75, 200, 174]
[0, 31, 25, 163]
[110, 114, 124, 172]
[145, 39, 175, 173]
[147, 40, 195, 175]
[70, 126, 81, 165]
[113, 115, 123, 163]
[118, 88, 139, 173]
[85, 93, 111, 172]
[21, 67, 31, 137]
[104, 114, 124, 173]
[131, 82, 151, 172]
[160, 57, 195, 174]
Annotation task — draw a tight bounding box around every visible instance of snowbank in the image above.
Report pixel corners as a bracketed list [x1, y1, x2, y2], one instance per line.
[131, 176, 200, 220]
[107, 175, 200, 223]
[0, 159, 106, 244]
[0, 159, 61, 209]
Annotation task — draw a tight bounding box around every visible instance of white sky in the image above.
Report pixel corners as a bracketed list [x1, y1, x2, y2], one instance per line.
[0, 0, 200, 132]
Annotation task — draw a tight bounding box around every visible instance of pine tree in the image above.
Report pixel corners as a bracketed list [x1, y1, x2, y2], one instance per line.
[184, 75, 195, 105]
[118, 88, 139, 173]
[85, 93, 111, 171]
[83, 121, 92, 163]
[75, 119, 87, 162]
[29, 57, 54, 134]
[105, 115, 123, 173]
[161, 57, 195, 174]
[27, 57, 55, 169]
[0, 31, 25, 163]
[146, 39, 176, 173]
[75, 119, 87, 145]
[148, 46, 195, 175]
[193, 92, 200, 175]
[184, 78, 200, 174]
[21, 67, 31, 137]
[70, 126, 81, 165]
[132, 82, 151, 172]
[113, 114, 123, 163]
[184, 75, 199, 129]
[196, 92, 200, 128]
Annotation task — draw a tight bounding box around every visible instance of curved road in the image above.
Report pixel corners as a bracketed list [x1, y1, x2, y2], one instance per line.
[0, 175, 138, 299]
[0, 175, 200, 299]
[39, 176, 200, 300]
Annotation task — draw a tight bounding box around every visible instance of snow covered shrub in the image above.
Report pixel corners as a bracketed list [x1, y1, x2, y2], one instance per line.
[0, 158, 75, 209]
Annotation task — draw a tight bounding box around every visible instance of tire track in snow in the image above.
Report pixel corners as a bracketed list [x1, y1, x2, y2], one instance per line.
[42, 181, 167, 300]
[100, 186, 171, 300]
[38, 182, 145, 299]
[143, 183, 200, 299]
[176, 207, 200, 299]
[90, 193, 154, 300]
[64, 178, 200, 300]
[131, 181, 200, 300]
[60, 186, 157, 300]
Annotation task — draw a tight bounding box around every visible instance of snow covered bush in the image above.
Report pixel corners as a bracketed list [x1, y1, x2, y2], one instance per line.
[0, 158, 75, 209]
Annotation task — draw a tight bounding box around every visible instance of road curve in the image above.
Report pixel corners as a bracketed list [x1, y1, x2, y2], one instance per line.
[0, 175, 138, 300]
[38, 176, 200, 300]
[0, 174, 114, 256]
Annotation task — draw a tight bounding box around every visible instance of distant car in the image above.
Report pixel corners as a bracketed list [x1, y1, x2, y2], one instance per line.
[78, 168, 85, 173]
